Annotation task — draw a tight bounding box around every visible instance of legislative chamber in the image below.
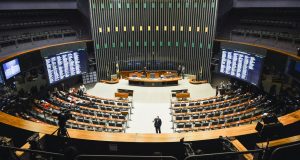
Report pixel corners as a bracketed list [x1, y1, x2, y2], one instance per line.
[1, 0, 300, 160]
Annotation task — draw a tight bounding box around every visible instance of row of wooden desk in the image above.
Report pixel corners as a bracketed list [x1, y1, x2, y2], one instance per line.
[1, 109, 300, 143]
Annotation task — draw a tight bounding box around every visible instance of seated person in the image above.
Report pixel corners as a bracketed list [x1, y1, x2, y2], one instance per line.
[160, 74, 164, 79]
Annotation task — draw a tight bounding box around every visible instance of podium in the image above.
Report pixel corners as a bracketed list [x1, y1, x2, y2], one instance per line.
[176, 92, 190, 100]
[115, 92, 129, 99]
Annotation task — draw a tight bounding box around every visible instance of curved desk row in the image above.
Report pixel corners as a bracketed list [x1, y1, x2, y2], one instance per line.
[1, 109, 300, 143]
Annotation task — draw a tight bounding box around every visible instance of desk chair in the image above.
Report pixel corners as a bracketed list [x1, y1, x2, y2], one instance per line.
[202, 122, 209, 127]
[212, 121, 218, 125]
[181, 103, 187, 107]
[219, 119, 225, 125]
[176, 116, 183, 120]
[87, 126, 94, 131]
[190, 108, 197, 112]
[108, 122, 116, 127]
[83, 119, 90, 123]
[185, 123, 192, 128]
[194, 122, 201, 127]
[192, 114, 199, 119]
[196, 108, 203, 112]
[99, 121, 106, 126]
[82, 110, 89, 115]
[119, 115, 126, 119]
[112, 115, 118, 119]
[177, 123, 184, 128]
[199, 114, 206, 119]
[116, 122, 123, 127]
[92, 119, 98, 124]
[183, 115, 190, 120]
[174, 104, 180, 107]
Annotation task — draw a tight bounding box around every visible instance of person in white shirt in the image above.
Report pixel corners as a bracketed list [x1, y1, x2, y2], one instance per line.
[81, 85, 86, 93]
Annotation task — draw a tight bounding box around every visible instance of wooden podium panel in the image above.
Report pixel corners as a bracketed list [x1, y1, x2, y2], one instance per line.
[128, 77, 181, 87]
[115, 92, 129, 99]
[121, 70, 177, 79]
[176, 93, 190, 99]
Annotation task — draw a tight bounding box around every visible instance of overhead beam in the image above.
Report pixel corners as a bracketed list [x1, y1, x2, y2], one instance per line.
[0, 1, 77, 10]
[233, 0, 300, 8]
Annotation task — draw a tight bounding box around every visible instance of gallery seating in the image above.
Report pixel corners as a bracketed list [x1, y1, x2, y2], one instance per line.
[0, 10, 88, 51]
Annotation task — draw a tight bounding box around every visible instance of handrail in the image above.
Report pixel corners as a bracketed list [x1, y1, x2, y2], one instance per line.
[0, 40, 92, 62]
[269, 142, 300, 160]
[184, 149, 263, 160]
[0, 145, 64, 157]
[0, 145, 178, 160]
[75, 154, 178, 160]
[1, 110, 300, 142]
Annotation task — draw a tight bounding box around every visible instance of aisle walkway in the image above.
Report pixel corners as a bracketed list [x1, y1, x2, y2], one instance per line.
[86, 79, 215, 133]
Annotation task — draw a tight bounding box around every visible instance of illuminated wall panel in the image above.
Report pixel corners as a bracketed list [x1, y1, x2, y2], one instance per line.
[89, 0, 218, 80]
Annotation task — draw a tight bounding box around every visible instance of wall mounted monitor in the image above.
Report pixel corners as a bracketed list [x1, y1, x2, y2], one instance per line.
[82, 71, 97, 84]
[2, 58, 21, 80]
[294, 61, 300, 72]
[287, 60, 300, 80]
[43, 48, 87, 84]
[0, 66, 4, 84]
[219, 48, 264, 85]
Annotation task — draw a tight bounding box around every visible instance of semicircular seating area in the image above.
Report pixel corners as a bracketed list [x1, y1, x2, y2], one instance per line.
[171, 90, 272, 133]
[22, 89, 132, 133]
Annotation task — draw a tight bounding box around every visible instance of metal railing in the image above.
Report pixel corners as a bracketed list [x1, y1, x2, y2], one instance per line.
[75, 155, 178, 160]
[3, 143, 300, 160]
[0, 145, 178, 160]
[184, 149, 263, 160]
[269, 142, 300, 160]
[0, 145, 64, 158]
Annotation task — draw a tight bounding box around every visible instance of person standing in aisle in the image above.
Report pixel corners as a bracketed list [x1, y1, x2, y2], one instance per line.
[153, 116, 162, 134]
[177, 65, 182, 77]
[181, 65, 185, 79]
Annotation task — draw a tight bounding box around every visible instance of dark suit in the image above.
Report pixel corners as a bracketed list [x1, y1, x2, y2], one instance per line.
[154, 117, 162, 134]
[142, 67, 147, 77]
[177, 66, 182, 77]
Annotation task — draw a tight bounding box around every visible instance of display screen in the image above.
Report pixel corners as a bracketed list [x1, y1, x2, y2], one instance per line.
[0, 66, 4, 84]
[3, 58, 21, 80]
[295, 61, 300, 72]
[220, 48, 264, 85]
[44, 49, 87, 84]
[288, 60, 300, 80]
